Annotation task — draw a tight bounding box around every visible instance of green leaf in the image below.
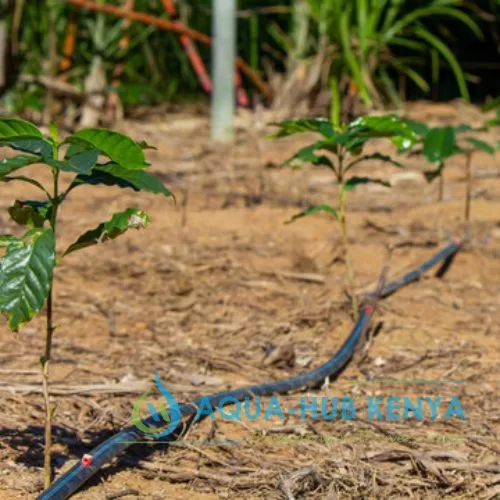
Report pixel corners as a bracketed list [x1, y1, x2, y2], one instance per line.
[67, 128, 150, 169]
[270, 118, 335, 139]
[64, 208, 151, 256]
[413, 26, 471, 102]
[0, 117, 52, 157]
[68, 163, 173, 198]
[389, 59, 430, 93]
[0, 235, 18, 248]
[0, 229, 55, 331]
[0, 117, 44, 139]
[48, 147, 99, 174]
[48, 122, 59, 144]
[382, 6, 482, 44]
[454, 124, 474, 134]
[480, 96, 500, 112]
[403, 118, 429, 137]
[284, 142, 335, 170]
[0, 155, 40, 178]
[342, 136, 369, 155]
[483, 117, 500, 129]
[8, 200, 53, 228]
[346, 153, 405, 172]
[344, 176, 391, 192]
[348, 115, 418, 150]
[464, 137, 496, 156]
[285, 204, 339, 224]
[423, 126, 456, 164]
[0, 136, 53, 158]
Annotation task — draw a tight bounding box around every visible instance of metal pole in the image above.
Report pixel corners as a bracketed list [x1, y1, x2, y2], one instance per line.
[211, 0, 235, 142]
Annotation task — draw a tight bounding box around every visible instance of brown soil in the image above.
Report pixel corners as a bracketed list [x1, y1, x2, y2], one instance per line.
[0, 101, 499, 499]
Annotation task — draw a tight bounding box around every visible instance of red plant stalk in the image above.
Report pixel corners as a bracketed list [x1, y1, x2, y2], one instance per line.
[60, 13, 78, 80]
[161, 0, 249, 106]
[67, 0, 272, 99]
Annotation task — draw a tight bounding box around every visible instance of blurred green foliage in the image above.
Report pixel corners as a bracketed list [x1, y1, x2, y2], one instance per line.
[0, 0, 498, 115]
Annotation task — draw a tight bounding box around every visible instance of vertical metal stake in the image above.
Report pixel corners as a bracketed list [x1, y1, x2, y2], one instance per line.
[211, 0, 235, 142]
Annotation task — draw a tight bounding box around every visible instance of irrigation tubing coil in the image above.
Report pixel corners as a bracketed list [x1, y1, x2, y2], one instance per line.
[38, 239, 462, 499]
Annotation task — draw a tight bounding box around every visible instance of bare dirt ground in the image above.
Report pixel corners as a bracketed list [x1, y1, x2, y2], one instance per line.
[0, 101, 499, 499]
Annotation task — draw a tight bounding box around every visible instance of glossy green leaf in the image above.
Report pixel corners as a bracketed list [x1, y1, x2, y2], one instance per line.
[0, 229, 55, 331]
[464, 137, 496, 156]
[346, 153, 405, 172]
[67, 128, 150, 169]
[344, 176, 391, 192]
[349, 115, 416, 137]
[0, 117, 44, 138]
[8, 200, 53, 228]
[341, 136, 369, 155]
[0, 155, 40, 178]
[270, 118, 335, 139]
[48, 147, 99, 174]
[0, 117, 52, 157]
[285, 204, 339, 224]
[64, 208, 151, 256]
[423, 126, 456, 164]
[404, 118, 429, 141]
[348, 115, 418, 151]
[0, 137, 53, 158]
[284, 142, 335, 170]
[68, 163, 173, 198]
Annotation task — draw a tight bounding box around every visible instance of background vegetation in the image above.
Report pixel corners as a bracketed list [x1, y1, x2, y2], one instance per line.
[0, 0, 499, 122]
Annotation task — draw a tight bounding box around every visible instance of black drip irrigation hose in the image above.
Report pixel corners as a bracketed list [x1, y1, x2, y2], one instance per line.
[38, 239, 462, 500]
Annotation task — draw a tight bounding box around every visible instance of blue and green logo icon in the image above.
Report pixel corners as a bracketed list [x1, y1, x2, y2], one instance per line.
[131, 371, 182, 439]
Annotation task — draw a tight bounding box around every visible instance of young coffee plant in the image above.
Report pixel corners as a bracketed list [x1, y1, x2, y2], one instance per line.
[272, 114, 417, 318]
[0, 117, 173, 487]
[404, 119, 499, 221]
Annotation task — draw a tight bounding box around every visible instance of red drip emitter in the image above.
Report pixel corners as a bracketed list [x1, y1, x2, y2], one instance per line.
[81, 454, 93, 467]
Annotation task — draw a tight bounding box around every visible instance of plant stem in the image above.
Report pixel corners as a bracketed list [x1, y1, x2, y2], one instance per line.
[42, 166, 59, 488]
[42, 288, 54, 488]
[337, 159, 358, 319]
[464, 152, 472, 222]
[438, 172, 444, 202]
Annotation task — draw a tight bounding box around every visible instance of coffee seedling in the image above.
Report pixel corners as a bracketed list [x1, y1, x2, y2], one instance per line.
[0, 118, 173, 487]
[404, 119, 499, 221]
[272, 114, 416, 318]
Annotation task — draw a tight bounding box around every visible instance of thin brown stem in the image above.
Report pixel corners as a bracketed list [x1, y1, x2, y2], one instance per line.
[438, 172, 444, 202]
[41, 165, 59, 488]
[338, 181, 358, 319]
[42, 288, 55, 488]
[464, 153, 472, 223]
